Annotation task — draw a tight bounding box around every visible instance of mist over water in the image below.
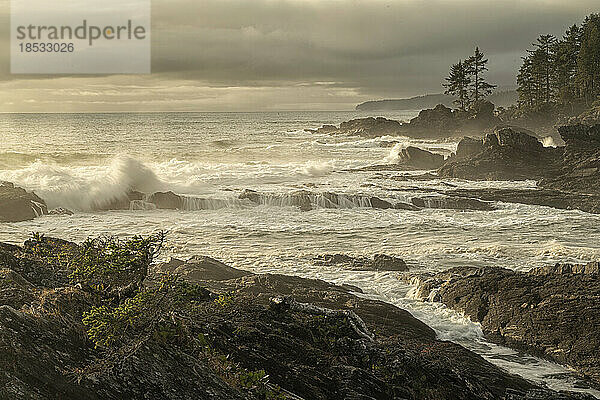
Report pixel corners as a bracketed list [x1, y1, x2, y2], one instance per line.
[1, 111, 599, 396]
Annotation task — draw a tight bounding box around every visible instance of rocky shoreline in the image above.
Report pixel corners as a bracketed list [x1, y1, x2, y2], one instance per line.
[1, 235, 596, 399]
[407, 263, 600, 389]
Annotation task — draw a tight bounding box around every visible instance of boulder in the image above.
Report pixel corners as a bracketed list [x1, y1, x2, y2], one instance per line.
[95, 190, 145, 211]
[147, 191, 184, 209]
[308, 117, 402, 137]
[156, 255, 252, 282]
[0, 181, 48, 222]
[438, 126, 560, 181]
[396, 146, 445, 169]
[455, 137, 484, 159]
[405, 104, 459, 136]
[313, 253, 409, 271]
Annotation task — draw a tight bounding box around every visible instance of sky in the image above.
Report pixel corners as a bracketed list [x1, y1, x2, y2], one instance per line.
[0, 0, 598, 112]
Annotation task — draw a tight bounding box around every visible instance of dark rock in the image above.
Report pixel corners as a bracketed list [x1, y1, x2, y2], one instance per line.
[396, 146, 445, 169]
[307, 117, 402, 138]
[443, 188, 600, 214]
[540, 124, 600, 195]
[411, 196, 495, 211]
[147, 191, 184, 209]
[49, 207, 74, 216]
[405, 104, 459, 136]
[438, 127, 560, 181]
[529, 261, 599, 276]
[239, 189, 400, 211]
[95, 190, 145, 211]
[0, 237, 593, 400]
[313, 253, 409, 271]
[0, 181, 48, 222]
[155, 256, 252, 281]
[409, 265, 600, 386]
[369, 196, 394, 209]
[455, 136, 484, 159]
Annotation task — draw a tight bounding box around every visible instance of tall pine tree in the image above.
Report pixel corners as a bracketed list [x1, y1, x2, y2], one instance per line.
[443, 60, 471, 111]
[577, 14, 600, 105]
[464, 47, 496, 104]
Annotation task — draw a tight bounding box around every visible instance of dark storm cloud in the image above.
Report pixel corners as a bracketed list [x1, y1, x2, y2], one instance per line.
[0, 0, 598, 110]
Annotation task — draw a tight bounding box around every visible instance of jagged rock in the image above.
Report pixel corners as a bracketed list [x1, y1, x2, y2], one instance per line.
[0, 237, 594, 399]
[155, 256, 252, 281]
[409, 265, 600, 386]
[396, 146, 445, 169]
[442, 188, 600, 214]
[529, 261, 599, 276]
[0, 181, 48, 222]
[455, 136, 484, 159]
[313, 253, 409, 271]
[307, 117, 402, 138]
[239, 189, 399, 211]
[146, 191, 184, 209]
[49, 207, 74, 216]
[569, 105, 600, 126]
[438, 127, 561, 180]
[403, 104, 459, 136]
[540, 124, 600, 195]
[95, 190, 145, 211]
[411, 196, 495, 211]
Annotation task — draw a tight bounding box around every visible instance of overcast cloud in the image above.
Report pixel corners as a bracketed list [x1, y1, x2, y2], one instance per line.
[0, 0, 598, 111]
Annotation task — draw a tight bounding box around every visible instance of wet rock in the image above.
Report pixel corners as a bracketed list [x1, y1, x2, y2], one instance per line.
[239, 189, 400, 211]
[396, 146, 445, 169]
[0, 181, 48, 222]
[443, 188, 600, 214]
[411, 195, 495, 211]
[155, 256, 252, 281]
[49, 207, 74, 216]
[405, 104, 459, 136]
[95, 190, 145, 211]
[313, 253, 409, 271]
[540, 124, 600, 195]
[438, 127, 561, 181]
[308, 117, 402, 138]
[409, 265, 600, 386]
[0, 237, 593, 400]
[455, 136, 484, 159]
[146, 191, 184, 209]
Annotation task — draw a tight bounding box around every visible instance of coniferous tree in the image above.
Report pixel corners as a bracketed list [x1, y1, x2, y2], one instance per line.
[517, 56, 535, 108]
[554, 25, 582, 106]
[577, 14, 600, 105]
[464, 47, 496, 103]
[443, 60, 471, 111]
[531, 34, 557, 104]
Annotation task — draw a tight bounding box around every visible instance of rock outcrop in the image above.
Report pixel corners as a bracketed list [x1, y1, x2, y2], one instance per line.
[313, 253, 409, 271]
[0, 236, 596, 399]
[540, 124, 600, 195]
[307, 117, 402, 138]
[396, 146, 445, 169]
[0, 181, 47, 222]
[438, 127, 562, 180]
[411, 195, 496, 211]
[409, 264, 600, 386]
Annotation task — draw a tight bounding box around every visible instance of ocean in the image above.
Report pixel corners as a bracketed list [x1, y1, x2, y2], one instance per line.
[1, 111, 599, 396]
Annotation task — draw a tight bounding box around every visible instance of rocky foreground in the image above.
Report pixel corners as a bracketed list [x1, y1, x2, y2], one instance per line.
[0, 234, 595, 399]
[409, 263, 600, 388]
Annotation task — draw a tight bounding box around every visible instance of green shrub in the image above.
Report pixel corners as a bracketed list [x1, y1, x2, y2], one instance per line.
[82, 274, 209, 348]
[69, 232, 166, 296]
